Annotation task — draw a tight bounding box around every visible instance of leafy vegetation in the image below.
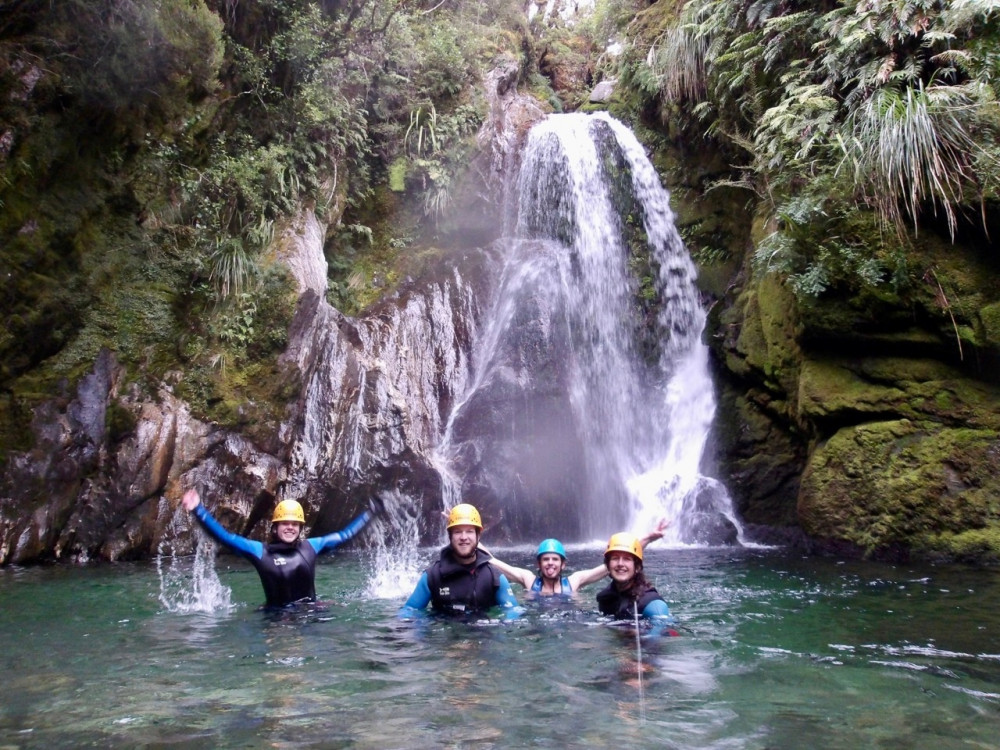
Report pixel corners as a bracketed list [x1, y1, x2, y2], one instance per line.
[0, 0, 525, 433]
[3, 0, 995, 428]
[623, 0, 1000, 297]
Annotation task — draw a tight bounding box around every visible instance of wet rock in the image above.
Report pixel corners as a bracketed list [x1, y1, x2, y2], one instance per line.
[589, 79, 616, 103]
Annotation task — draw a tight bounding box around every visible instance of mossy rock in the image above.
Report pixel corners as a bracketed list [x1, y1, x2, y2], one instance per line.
[734, 273, 802, 399]
[713, 383, 803, 526]
[797, 356, 1000, 431]
[917, 527, 1000, 564]
[979, 300, 1000, 347]
[626, 0, 683, 46]
[796, 358, 904, 423]
[799, 419, 1000, 561]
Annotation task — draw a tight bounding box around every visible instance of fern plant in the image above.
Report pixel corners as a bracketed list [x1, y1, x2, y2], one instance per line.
[839, 78, 992, 237]
[634, 0, 1000, 295]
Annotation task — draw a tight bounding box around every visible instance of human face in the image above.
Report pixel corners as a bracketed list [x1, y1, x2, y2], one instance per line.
[537, 552, 565, 581]
[448, 524, 480, 561]
[606, 551, 638, 586]
[274, 521, 302, 543]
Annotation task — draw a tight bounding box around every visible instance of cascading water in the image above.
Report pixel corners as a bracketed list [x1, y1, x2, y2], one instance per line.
[174, 112, 742, 608]
[436, 111, 741, 545]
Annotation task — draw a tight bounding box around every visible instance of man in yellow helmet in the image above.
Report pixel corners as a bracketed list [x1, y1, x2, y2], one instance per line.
[399, 503, 521, 620]
[596, 532, 672, 622]
[181, 488, 372, 609]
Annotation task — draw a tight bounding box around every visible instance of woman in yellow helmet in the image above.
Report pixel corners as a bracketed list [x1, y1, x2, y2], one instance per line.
[595, 532, 673, 623]
[181, 488, 372, 609]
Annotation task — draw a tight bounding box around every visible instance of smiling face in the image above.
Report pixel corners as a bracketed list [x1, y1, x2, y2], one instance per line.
[537, 552, 565, 582]
[273, 521, 302, 544]
[606, 551, 639, 586]
[448, 524, 480, 562]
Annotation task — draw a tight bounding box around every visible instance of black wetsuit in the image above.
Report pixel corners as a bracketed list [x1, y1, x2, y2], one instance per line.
[191, 503, 370, 608]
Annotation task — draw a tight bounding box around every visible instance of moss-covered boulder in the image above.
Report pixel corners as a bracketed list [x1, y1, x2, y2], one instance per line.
[799, 419, 1000, 561]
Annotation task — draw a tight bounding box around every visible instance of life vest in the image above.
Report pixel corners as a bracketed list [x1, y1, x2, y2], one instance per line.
[595, 581, 665, 620]
[426, 546, 500, 616]
[530, 575, 572, 597]
[249, 540, 318, 608]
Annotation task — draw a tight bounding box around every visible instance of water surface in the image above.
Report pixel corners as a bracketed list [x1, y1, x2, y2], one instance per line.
[1, 548, 998, 748]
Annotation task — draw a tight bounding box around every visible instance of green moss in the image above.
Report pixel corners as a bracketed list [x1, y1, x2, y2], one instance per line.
[625, 0, 683, 47]
[733, 274, 802, 398]
[799, 420, 1000, 558]
[106, 400, 138, 444]
[917, 527, 1000, 564]
[172, 263, 298, 430]
[0, 393, 35, 465]
[979, 301, 1000, 346]
[795, 354, 1000, 431]
[797, 358, 906, 421]
[388, 158, 408, 192]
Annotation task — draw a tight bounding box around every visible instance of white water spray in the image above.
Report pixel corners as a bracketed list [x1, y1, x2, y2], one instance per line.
[156, 499, 233, 613]
[362, 490, 427, 599]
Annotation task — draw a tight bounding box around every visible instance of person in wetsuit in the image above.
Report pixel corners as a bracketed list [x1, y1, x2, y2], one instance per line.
[595, 532, 674, 628]
[181, 489, 371, 609]
[398, 503, 520, 620]
[483, 519, 671, 599]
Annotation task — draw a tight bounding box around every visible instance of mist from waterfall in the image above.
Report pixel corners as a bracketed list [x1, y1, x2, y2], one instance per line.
[438, 112, 741, 545]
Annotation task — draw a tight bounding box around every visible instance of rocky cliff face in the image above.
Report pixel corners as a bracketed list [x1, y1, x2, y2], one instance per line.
[0, 63, 548, 565]
[707, 219, 1000, 562]
[0, 213, 507, 564]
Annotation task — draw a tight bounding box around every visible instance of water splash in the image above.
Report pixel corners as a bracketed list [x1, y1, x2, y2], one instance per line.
[362, 490, 427, 600]
[155, 499, 233, 613]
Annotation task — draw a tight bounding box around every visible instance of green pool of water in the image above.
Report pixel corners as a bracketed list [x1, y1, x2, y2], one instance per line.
[1, 547, 997, 749]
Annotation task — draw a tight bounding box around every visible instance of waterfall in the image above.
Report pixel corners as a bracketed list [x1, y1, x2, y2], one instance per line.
[437, 112, 741, 545]
[280, 109, 739, 573]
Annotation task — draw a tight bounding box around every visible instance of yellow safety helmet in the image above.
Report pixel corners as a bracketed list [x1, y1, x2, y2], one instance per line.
[605, 532, 643, 563]
[272, 499, 305, 524]
[446, 503, 483, 530]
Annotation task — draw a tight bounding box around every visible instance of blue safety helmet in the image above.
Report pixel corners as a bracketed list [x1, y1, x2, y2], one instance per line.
[536, 538, 567, 560]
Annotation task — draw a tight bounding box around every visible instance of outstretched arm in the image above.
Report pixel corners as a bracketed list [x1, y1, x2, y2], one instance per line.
[640, 518, 670, 548]
[566, 562, 609, 592]
[181, 489, 264, 560]
[309, 510, 372, 554]
[478, 544, 536, 590]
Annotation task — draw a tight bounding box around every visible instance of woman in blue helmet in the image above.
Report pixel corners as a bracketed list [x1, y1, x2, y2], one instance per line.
[483, 518, 669, 598]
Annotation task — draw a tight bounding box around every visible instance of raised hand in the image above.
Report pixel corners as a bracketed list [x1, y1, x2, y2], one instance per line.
[181, 489, 201, 512]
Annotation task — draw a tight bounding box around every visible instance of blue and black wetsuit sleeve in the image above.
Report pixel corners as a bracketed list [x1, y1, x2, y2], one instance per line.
[308, 510, 372, 555]
[398, 572, 432, 618]
[642, 599, 679, 637]
[192, 504, 264, 560]
[495, 574, 522, 620]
